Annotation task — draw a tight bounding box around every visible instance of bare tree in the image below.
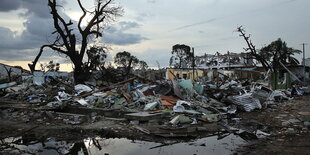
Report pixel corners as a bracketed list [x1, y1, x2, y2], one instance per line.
[236, 26, 272, 71]
[28, 0, 122, 84]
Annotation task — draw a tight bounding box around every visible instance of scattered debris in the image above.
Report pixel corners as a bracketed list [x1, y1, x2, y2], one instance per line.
[0, 64, 309, 155]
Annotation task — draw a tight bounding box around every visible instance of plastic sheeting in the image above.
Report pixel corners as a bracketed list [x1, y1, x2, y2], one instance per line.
[227, 93, 262, 112]
[179, 80, 194, 94]
[74, 84, 92, 94]
[171, 79, 183, 99]
[144, 102, 159, 111]
[219, 80, 238, 89]
[173, 100, 191, 112]
[193, 83, 204, 95]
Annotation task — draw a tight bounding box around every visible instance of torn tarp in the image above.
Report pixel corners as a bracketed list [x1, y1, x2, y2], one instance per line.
[179, 79, 194, 94]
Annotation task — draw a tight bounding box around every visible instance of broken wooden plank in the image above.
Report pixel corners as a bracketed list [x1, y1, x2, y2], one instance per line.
[133, 125, 150, 134]
[124, 112, 163, 121]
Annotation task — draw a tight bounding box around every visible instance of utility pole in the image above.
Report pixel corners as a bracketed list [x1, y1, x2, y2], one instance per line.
[192, 47, 195, 80]
[227, 51, 230, 70]
[302, 43, 307, 85]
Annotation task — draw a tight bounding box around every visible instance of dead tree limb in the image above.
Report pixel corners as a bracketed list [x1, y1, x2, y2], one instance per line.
[28, 44, 66, 73]
[236, 26, 272, 71]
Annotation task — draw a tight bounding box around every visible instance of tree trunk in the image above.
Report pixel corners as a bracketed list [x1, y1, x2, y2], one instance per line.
[73, 65, 86, 84]
[179, 57, 182, 68]
[125, 57, 133, 79]
[72, 59, 90, 84]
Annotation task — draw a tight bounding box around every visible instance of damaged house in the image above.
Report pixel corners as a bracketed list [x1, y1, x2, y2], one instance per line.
[195, 52, 256, 69]
[167, 52, 262, 81]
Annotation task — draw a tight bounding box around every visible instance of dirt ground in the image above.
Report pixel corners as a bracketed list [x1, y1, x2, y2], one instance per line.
[0, 95, 309, 154]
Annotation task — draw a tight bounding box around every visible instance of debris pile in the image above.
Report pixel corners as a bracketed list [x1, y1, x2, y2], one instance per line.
[1, 72, 307, 141]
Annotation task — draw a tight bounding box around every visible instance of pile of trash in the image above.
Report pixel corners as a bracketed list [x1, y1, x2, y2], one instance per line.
[1, 76, 294, 116]
[0, 74, 304, 139]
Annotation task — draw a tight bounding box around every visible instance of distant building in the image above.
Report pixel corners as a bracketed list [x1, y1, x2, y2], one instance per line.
[285, 65, 310, 82]
[166, 52, 261, 81]
[0, 63, 23, 79]
[166, 68, 204, 80]
[195, 52, 256, 69]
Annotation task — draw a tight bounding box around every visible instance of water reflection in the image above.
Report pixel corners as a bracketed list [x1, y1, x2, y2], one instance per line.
[1, 134, 245, 155]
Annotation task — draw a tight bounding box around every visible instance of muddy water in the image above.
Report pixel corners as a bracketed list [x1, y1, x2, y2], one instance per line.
[1, 134, 245, 155]
[83, 135, 245, 155]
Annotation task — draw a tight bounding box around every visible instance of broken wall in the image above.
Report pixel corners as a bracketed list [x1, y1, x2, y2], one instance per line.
[166, 68, 204, 80]
[33, 71, 71, 85]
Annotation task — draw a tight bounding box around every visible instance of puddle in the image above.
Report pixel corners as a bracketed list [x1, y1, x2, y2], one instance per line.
[84, 134, 245, 155]
[0, 134, 245, 155]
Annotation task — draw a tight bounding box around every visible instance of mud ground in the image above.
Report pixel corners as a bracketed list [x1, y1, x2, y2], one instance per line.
[0, 95, 309, 154]
[236, 95, 310, 154]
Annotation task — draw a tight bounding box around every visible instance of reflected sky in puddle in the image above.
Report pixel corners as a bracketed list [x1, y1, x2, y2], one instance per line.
[85, 134, 245, 155]
[1, 134, 245, 155]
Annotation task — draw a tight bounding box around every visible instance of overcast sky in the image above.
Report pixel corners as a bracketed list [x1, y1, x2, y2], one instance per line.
[0, 0, 309, 71]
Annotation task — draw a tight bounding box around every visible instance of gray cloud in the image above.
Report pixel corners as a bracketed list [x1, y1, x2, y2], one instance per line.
[1, 0, 309, 66]
[0, 49, 37, 61]
[170, 0, 300, 32]
[0, 0, 49, 18]
[0, 27, 17, 50]
[0, 0, 65, 18]
[147, 0, 156, 4]
[0, 0, 69, 61]
[0, 48, 65, 62]
[0, 0, 144, 62]
[20, 0, 51, 18]
[0, 16, 55, 50]
[0, 0, 21, 12]
[134, 12, 154, 22]
[133, 48, 170, 68]
[103, 21, 148, 45]
[0, 23, 55, 61]
[118, 21, 140, 30]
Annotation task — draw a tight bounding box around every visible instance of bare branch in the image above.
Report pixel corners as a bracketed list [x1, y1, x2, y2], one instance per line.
[49, 0, 70, 50]
[28, 43, 67, 72]
[77, 0, 87, 33]
[236, 26, 272, 71]
[89, 31, 102, 37]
